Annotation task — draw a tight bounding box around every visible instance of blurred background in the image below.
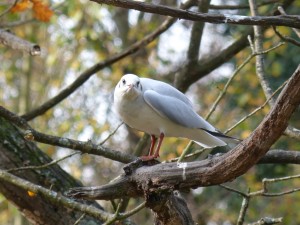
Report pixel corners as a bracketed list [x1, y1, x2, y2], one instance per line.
[1, 0, 300, 224]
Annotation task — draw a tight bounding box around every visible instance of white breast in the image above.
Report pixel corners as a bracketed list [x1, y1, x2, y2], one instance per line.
[114, 95, 162, 135]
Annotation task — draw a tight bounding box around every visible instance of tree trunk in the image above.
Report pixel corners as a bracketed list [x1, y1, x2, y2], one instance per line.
[0, 117, 102, 225]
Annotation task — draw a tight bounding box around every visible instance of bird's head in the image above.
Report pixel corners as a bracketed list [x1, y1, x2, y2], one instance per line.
[114, 74, 143, 100]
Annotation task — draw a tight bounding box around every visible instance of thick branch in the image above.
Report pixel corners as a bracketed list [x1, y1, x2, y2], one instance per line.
[0, 106, 137, 163]
[91, 0, 300, 28]
[175, 29, 252, 92]
[69, 65, 300, 200]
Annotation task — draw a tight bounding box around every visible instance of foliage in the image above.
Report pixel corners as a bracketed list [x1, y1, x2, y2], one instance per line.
[0, 0, 300, 224]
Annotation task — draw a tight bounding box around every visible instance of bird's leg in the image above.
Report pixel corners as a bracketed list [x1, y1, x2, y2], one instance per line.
[152, 133, 164, 159]
[148, 135, 157, 156]
[140, 133, 164, 161]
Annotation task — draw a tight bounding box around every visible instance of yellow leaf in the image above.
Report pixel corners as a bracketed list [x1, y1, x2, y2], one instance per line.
[32, 0, 53, 22]
[27, 190, 36, 197]
[11, 0, 31, 13]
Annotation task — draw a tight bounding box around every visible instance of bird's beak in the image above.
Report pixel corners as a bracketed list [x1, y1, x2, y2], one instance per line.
[126, 84, 134, 92]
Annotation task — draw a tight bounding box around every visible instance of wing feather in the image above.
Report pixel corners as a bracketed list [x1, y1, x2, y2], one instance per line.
[143, 90, 215, 130]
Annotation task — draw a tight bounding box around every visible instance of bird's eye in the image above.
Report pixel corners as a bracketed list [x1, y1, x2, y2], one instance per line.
[136, 81, 140, 87]
[122, 79, 126, 85]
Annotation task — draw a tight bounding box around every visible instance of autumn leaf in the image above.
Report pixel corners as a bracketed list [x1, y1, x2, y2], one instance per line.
[11, 0, 31, 13]
[32, 0, 53, 22]
[27, 190, 37, 197]
[11, 0, 53, 22]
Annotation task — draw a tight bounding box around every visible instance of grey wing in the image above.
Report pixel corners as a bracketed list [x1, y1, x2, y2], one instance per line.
[143, 90, 216, 130]
[141, 78, 194, 108]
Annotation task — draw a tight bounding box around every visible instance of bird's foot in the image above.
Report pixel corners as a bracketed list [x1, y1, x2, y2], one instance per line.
[140, 154, 159, 162]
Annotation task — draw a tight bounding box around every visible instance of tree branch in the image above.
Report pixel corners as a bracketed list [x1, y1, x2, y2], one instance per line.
[209, 0, 279, 10]
[0, 29, 41, 55]
[186, 0, 210, 68]
[174, 29, 253, 92]
[0, 169, 112, 222]
[0, 106, 137, 163]
[91, 0, 300, 28]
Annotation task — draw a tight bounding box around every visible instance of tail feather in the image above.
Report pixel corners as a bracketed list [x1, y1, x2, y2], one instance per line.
[200, 128, 242, 144]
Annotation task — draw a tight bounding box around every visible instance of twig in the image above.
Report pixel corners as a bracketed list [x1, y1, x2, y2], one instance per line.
[6, 151, 81, 172]
[221, 174, 300, 198]
[248, 217, 283, 225]
[99, 122, 123, 145]
[277, 6, 300, 38]
[225, 77, 288, 133]
[273, 26, 300, 47]
[203, 2, 261, 121]
[104, 199, 145, 224]
[221, 173, 300, 224]
[249, 0, 274, 103]
[117, 201, 146, 220]
[91, 0, 300, 28]
[0, 0, 18, 18]
[172, 147, 207, 162]
[74, 213, 86, 225]
[0, 29, 41, 55]
[237, 196, 250, 225]
[0, 19, 36, 28]
[205, 53, 252, 120]
[220, 184, 248, 197]
[104, 200, 123, 225]
[177, 141, 194, 163]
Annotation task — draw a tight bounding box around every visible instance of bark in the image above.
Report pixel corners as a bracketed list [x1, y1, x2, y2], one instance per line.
[0, 117, 103, 225]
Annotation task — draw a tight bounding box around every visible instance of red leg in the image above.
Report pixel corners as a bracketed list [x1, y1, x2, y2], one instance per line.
[140, 133, 164, 161]
[148, 135, 157, 156]
[152, 133, 164, 158]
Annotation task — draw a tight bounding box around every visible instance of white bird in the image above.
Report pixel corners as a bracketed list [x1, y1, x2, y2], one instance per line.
[113, 74, 240, 161]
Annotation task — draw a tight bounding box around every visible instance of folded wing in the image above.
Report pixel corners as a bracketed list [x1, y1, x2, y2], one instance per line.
[143, 90, 216, 131]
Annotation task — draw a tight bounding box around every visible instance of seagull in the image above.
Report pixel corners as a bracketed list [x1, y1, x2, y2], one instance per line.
[113, 74, 240, 161]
